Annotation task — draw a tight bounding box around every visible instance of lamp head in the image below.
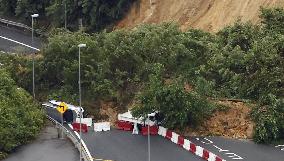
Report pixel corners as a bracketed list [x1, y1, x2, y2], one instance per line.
[31, 14, 39, 18]
[78, 44, 87, 48]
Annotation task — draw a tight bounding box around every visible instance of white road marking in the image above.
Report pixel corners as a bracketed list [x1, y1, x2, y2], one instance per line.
[196, 137, 213, 144]
[225, 153, 244, 159]
[196, 137, 244, 160]
[0, 35, 40, 51]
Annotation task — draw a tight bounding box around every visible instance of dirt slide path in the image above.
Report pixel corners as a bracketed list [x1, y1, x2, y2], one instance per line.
[117, 0, 284, 32]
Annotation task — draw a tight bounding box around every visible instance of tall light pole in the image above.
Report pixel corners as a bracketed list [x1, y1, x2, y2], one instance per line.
[64, 0, 67, 29]
[78, 43, 86, 161]
[147, 113, 155, 161]
[31, 13, 39, 100]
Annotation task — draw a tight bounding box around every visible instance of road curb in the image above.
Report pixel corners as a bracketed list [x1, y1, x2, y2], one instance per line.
[158, 126, 226, 161]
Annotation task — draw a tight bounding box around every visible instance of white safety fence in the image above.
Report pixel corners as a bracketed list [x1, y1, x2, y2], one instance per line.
[46, 115, 93, 161]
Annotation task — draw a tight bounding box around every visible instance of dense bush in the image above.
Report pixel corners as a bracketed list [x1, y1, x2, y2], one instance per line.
[39, 24, 190, 104]
[200, 21, 284, 100]
[132, 64, 215, 129]
[252, 95, 284, 143]
[0, 69, 44, 157]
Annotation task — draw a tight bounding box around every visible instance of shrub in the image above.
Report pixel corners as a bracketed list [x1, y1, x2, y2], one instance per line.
[0, 69, 44, 154]
[132, 65, 215, 129]
[252, 94, 284, 143]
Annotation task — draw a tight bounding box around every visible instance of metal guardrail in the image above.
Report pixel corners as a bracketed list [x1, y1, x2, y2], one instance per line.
[46, 114, 94, 161]
[0, 18, 32, 30]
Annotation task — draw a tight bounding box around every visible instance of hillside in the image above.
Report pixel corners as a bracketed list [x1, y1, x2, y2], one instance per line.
[117, 0, 284, 32]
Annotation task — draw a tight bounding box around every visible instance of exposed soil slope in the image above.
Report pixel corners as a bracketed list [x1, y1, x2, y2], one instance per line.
[117, 0, 284, 32]
[181, 101, 254, 139]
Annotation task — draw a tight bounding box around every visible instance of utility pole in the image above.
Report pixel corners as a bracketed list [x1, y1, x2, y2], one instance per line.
[64, 0, 67, 29]
[78, 43, 86, 161]
[31, 13, 39, 100]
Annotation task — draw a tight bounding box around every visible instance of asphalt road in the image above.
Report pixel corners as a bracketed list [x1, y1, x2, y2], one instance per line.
[83, 129, 203, 161]
[44, 107, 284, 161]
[191, 137, 284, 161]
[45, 107, 203, 161]
[0, 25, 41, 53]
[4, 121, 79, 161]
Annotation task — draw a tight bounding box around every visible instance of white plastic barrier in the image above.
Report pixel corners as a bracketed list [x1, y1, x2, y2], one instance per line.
[94, 122, 111, 132]
[183, 139, 191, 151]
[158, 126, 167, 137]
[208, 153, 217, 161]
[195, 146, 204, 157]
[76, 118, 92, 127]
[171, 132, 179, 144]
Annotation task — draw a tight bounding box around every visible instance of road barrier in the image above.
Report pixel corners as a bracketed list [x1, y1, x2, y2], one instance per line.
[0, 18, 32, 30]
[94, 122, 111, 132]
[141, 126, 159, 135]
[72, 122, 88, 133]
[45, 114, 93, 161]
[116, 120, 133, 131]
[76, 118, 93, 127]
[157, 126, 226, 161]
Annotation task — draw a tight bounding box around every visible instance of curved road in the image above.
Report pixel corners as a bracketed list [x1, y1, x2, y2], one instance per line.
[1, 22, 284, 161]
[47, 107, 284, 161]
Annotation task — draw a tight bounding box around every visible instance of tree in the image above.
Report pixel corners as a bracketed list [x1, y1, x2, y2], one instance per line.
[0, 0, 17, 16]
[132, 65, 214, 129]
[260, 7, 284, 34]
[0, 69, 44, 156]
[15, 0, 48, 19]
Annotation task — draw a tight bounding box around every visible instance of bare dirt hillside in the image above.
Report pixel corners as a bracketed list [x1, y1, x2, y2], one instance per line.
[117, 0, 284, 32]
[183, 101, 255, 139]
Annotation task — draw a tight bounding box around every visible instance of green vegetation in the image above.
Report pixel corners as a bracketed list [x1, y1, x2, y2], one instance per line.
[252, 95, 284, 144]
[1, 7, 284, 144]
[132, 65, 215, 129]
[0, 67, 44, 159]
[0, 0, 135, 31]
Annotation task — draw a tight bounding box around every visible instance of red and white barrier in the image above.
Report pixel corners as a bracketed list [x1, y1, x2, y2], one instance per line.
[141, 126, 159, 135]
[158, 126, 226, 161]
[116, 120, 134, 131]
[115, 115, 226, 161]
[71, 122, 88, 133]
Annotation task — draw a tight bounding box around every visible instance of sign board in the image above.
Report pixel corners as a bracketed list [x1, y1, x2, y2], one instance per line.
[57, 102, 68, 114]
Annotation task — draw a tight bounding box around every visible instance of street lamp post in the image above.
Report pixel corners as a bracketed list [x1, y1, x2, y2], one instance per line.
[31, 13, 39, 100]
[147, 113, 155, 161]
[64, 0, 67, 29]
[78, 43, 86, 161]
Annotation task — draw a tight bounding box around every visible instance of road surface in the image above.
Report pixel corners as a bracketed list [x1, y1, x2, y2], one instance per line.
[191, 136, 284, 161]
[46, 107, 284, 161]
[83, 129, 203, 161]
[0, 25, 41, 53]
[45, 106, 203, 161]
[4, 121, 79, 161]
